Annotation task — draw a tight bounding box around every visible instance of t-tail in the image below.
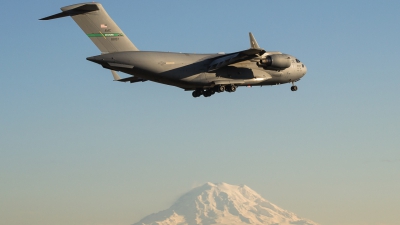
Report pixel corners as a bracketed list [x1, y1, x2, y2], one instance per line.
[40, 2, 139, 53]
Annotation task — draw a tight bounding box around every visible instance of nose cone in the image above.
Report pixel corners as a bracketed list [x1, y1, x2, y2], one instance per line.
[303, 64, 307, 76]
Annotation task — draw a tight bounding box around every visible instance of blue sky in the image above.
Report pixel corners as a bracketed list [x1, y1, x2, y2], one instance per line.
[1, 1, 399, 225]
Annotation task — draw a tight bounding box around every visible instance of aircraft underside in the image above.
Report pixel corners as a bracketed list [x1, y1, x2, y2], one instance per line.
[104, 59, 305, 98]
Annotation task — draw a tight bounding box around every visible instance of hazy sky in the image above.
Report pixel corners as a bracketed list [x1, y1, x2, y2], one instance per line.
[1, 1, 399, 225]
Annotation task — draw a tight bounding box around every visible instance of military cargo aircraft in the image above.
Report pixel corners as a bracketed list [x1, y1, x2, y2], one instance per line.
[41, 2, 307, 98]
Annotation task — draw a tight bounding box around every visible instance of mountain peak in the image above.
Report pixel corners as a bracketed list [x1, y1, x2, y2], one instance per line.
[133, 182, 318, 225]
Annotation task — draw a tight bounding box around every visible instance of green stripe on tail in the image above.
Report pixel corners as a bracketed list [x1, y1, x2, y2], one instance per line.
[87, 33, 124, 37]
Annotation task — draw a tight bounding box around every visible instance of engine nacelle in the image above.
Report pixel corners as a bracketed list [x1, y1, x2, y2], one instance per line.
[258, 54, 291, 70]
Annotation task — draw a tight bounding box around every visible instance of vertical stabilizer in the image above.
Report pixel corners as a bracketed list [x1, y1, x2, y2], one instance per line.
[40, 3, 139, 53]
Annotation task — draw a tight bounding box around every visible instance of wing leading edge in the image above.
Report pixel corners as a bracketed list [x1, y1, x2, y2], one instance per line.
[207, 32, 265, 72]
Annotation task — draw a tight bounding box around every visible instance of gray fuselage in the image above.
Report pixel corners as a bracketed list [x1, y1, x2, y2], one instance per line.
[87, 51, 307, 90]
[41, 2, 308, 96]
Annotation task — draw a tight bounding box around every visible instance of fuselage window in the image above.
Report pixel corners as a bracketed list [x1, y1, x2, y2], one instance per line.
[296, 59, 301, 63]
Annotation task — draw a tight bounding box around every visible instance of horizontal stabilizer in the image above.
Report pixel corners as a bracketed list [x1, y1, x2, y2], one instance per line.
[111, 71, 146, 83]
[117, 76, 147, 83]
[39, 4, 99, 20]
[111, 70, 121, 80]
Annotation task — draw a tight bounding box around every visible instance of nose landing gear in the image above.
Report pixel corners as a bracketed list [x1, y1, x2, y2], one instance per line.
[291, 82, 298, 92]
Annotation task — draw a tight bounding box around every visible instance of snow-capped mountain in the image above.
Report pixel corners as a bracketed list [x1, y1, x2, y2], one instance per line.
[133, 182, 318, 225]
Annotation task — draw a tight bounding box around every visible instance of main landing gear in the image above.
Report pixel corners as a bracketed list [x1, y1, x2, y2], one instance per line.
[291, 82, 298, 92]
[192, 85, 236, 98]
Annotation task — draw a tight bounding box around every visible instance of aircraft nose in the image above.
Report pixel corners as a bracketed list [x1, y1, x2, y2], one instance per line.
[303, 64, 307, 75]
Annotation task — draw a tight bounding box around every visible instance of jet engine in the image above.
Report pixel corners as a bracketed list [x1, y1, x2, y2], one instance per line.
[258, 54, 291, 70]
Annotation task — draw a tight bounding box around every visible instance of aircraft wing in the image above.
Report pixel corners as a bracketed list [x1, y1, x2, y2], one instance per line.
[207, 48, 265, 72]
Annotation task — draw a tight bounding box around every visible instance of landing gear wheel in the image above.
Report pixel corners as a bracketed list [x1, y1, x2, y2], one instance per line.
[192, 90, 201, 98]
[217, 85, 225, 93]
[203, 89, 215, 97]
[226, 85, 237, 92]
[192, 89, 203, 98]
[291, 86, 298, 91]
[203, 89, 211, 97]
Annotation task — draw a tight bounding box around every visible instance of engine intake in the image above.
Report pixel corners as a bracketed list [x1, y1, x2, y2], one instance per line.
[258, 54, 291, 70]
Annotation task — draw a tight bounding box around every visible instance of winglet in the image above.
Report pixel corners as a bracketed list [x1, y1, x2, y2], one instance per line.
[111, 70, 121, 81]
[249, 32, 260, 49]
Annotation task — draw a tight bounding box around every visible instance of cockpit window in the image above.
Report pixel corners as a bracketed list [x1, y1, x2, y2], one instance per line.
[296, 59, 301, 63]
